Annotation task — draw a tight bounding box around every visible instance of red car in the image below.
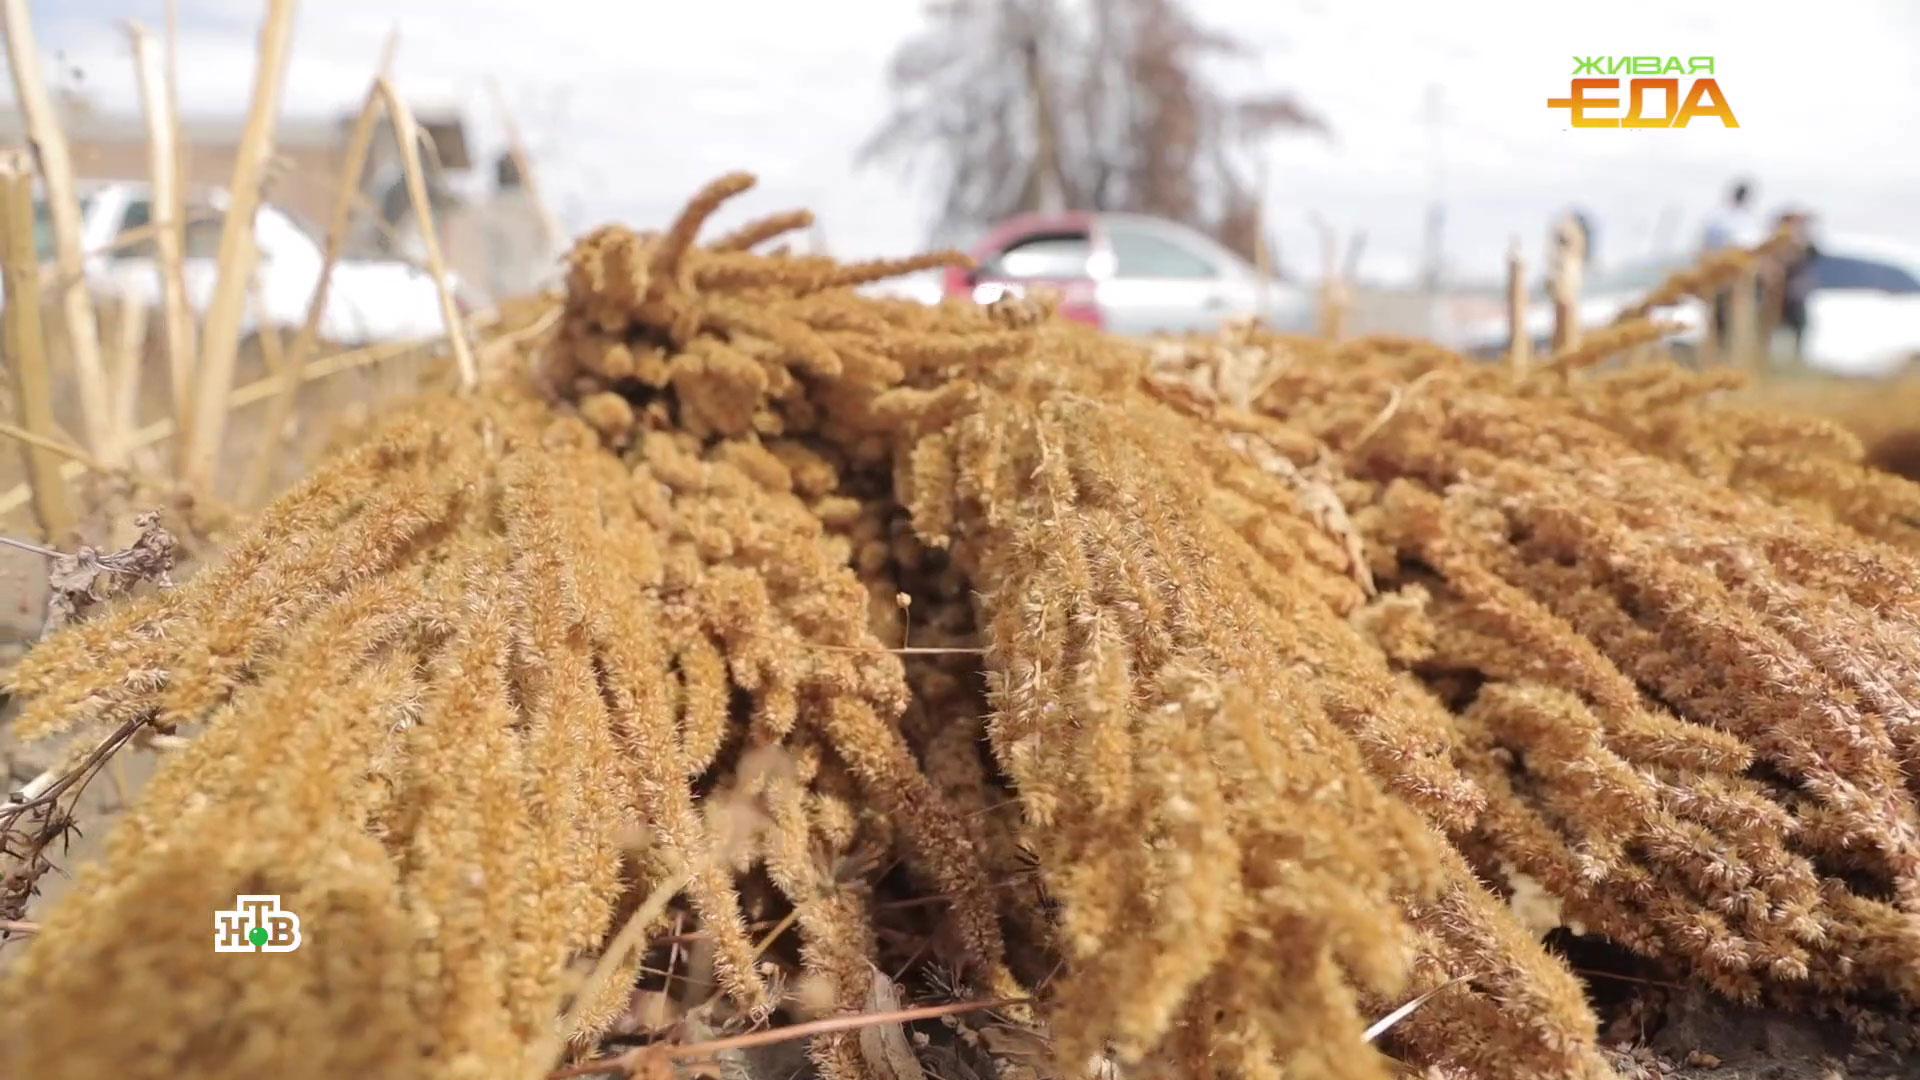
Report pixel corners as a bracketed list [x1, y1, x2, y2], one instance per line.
[944, 211, 1310, 335]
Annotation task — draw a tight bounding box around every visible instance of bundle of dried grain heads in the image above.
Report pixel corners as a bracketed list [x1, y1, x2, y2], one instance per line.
[7, 177, 1919, 1080]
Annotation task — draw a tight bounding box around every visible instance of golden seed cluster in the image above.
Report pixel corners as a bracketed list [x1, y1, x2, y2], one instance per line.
[7, 176, 1920, 1080]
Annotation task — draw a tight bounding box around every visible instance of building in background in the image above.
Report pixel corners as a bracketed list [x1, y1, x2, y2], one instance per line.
[0, 93, 554, 305]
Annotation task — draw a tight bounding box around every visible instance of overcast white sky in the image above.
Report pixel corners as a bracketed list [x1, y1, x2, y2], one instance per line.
[11, 0, 1920, 285]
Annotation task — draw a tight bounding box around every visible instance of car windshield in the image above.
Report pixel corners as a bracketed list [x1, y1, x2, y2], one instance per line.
[183, 214, 225, 258]
[1590, 261, 1677, 294]
[1106, 226, 1217, 279]
[114, 198, 155, 259]
[983, 233, 1090, 279]
[33, 201, 55, 261]
[1814, 253, 1920, 293]
[30, 195, 94, 262]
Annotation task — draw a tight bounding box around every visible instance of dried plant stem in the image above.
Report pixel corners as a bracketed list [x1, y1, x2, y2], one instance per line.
[375, 23, 399, 76]
[1505, 239, 1529, 379]
[1252, 173, 1272, 315]
[0, 533, 60, 559]
[179, 0, 296, 491]
[788, 640, 984, 657]
[1362, 970, 1478, 1043]
[1728, 265, 1760, 370]
[126, 20, 198, 437]
[551, 997, 1027, 1078]
[670, 996, 1025, 1057]
[34, 215, 221, 290]
[1549, 214, 1585, 353]
[238, 75, 479, 506]
[164, 0, 185, 193]
[1314, 214, 1349, 341]
[370, 78, 478, 391]
[107, 299, 150, 438]
[0, 154, 76, 540]
[238, 75, 393, 506]
[0, 421, 110, 474]
[2, 715, 147, 823]
[487, 77, 564, 262]
[525, 870, 691, 1080]
[0, 417, 223, 526]
[248, 280, 287, 377]
[1, 0, 117, 464]
[0, 330, 456, 523]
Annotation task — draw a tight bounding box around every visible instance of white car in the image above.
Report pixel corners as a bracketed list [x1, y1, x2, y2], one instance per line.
[1795, 237, 1920, 377]
[22, 182, 465, 343]
[1451, 235, 1920, 378]
[949, 211, 1314, 335]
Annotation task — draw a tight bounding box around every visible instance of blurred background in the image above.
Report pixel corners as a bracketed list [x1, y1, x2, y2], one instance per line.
[6, 0, 1920, 380]
[7, 5, 1912, 272]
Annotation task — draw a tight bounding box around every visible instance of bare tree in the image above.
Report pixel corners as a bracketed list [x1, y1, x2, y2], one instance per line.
[860, 0, 1079, 234]
[863, 0, 1326, 258]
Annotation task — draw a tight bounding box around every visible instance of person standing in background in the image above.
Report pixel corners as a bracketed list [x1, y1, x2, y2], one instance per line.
[1774, 209, 1818, 365]
[1702, 179, 1762, 344]
[1701, 178, 1761, 253]
[1570, 208, 1597, 269]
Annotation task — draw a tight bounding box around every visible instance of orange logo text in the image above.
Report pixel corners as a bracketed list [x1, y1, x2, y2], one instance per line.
[1548, 57, 1738, 129]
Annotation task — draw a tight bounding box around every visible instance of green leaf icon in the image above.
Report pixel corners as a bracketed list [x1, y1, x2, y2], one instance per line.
[248, 926, 268, 948]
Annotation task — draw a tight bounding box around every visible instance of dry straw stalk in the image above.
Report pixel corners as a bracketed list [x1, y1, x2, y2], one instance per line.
[179, 0, 296, 490]
[237, 74, 478, 505]
[487, 76, 565, 264]
[1, 0, 118, 464]
[0, 151, 74, 539]
[126, 19, 199, 437]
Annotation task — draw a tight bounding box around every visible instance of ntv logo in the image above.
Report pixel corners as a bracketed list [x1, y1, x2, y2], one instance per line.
[214, 894, 302, 953]
[1549, 55, 1739, 129]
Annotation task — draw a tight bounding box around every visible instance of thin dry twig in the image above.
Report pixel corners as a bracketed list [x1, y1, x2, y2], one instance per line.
[0, 533, 61, 559]
[1548, 214, 1585, 353]
[1347, 368, 1445, 454]
[3, 716, 148, 825]
[552, 997, 1028, 1078]
[804, 643, 985, 657]
[486, 77, 564, 266]
[1571, 969, 1688, 992]
[238, 67, 419, 506]
[0, 329, 459, 522]
[237, 74, 482, 507]
[0, 423, 107, 473]
[524, 871, 692, 1080]
[2, 714, 147, 930]
[36, 212, 223, 293]
[741, 628, 985, 657]
[369, 78, 479, 392]
[1362, 971, 1481, 1043]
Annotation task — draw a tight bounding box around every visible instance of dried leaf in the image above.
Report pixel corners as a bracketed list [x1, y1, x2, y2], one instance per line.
[42, 511, 176, 635]
[858, 968, 928, 1080]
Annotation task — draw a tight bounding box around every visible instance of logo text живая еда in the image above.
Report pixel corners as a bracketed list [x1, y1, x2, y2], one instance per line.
[1549, 56, 1738, 129]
